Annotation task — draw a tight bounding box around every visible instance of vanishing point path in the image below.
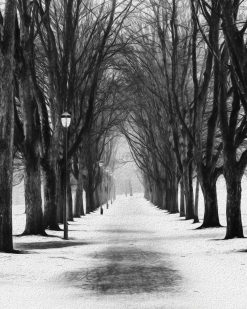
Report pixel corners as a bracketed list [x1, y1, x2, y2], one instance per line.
[2, 195, 237, 308]
[74, 195, 183, 305]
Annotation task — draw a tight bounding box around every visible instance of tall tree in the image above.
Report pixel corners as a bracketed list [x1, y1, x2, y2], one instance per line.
[191, 0, 222, 228]
[17, 0, 45, 235]
[0, 0, 17, 252]
[218, 0, 247, 238]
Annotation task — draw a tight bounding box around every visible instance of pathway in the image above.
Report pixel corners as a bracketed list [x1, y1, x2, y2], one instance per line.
[2, 195, 247, 308]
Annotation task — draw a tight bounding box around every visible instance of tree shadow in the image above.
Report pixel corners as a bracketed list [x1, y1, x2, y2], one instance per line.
[14, 233, 61, 238]
[196, 224, 223, 230]
[14, 240, 92, 251]
[2, 249, 33, 254]
[61, 247, 182, 295]
[236, 249, 247, 253]
[208, 236, 247, 241]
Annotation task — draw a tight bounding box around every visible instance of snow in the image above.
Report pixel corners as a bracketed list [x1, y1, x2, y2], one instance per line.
[1, 182, 247, 308]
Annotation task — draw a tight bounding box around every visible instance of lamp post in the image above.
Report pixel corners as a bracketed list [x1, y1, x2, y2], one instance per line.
[113, 176, 116, 201]
[61, 112, 71, 240]
[105, 168, 110, 209]
[109, 171, 113, 205]
[98, 161, 104, 215]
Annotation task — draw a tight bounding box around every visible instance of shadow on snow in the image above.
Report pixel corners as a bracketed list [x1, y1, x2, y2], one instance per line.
[14, 240, 93, 251]
[62, 247, 182, 295]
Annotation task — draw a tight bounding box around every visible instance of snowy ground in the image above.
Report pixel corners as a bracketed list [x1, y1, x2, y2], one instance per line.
[1, 179, 247, 308]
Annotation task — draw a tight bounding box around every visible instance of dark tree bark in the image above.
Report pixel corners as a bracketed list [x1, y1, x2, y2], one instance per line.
[161, 184, 167, 210]
[183, 162, 194, 220]
[170, 176, 179, 214]
[16, 0, 45, 235]
[23, 140, 44, 235]
[200, 174, 220, 228]
[179, 180, 185, 217]
[224, 171, 243, 239]
[85, 161, 95, 214]
[67, 173, 73, 221]
[86, 185, 95, 214]
[74, 156, 85, 217]
[193, 177, 200, 223]
[74, 185, 84, 217]
[21, 96, 44, 235]
[191, 0, 222, 228]
[0, 0, 17, 252]
[219, 0, 247, 239]
[218, 44, 244, 238]
[95, 186, 101, 209]
[43, 162, 60, 230]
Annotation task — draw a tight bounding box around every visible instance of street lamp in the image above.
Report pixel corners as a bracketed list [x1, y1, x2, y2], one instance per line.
[105, 168, 111, 209]
[61, 111, 71, 239]
[98, 160, 104, 168]
[109, 172, 113, 204]
[61, 112, 71, 128]
[98, 161, 104, 215]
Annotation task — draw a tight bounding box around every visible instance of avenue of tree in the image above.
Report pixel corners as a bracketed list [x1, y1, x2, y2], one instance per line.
[0, 0, 247, 252]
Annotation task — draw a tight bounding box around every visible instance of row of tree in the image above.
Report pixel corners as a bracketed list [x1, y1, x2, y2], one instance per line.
[0, 0, 131, 252]
[120, 0, 247, 239]
[1, 0, 247, 252]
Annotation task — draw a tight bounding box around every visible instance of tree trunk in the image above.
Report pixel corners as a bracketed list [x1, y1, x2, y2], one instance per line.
[67, 175, 73, 221]
[144, 178, 150, 200]
[0, 0, 17, 252]
[95, 186, 101, 209]
[225, 173, 243, 239]
[153, 183, 161, 209]
[179, 180, 185, 217]
[74, 163, 84, 217]
[162, 190, 166, 210]
[86, 187, 95, 213]
[150, 183, 155, 204]
[56, 165, 63, 224]
[184, 166, 194, 220]
[193, 177, 200, 223]
[23, 148, 44, 235]
[165, 181, 171, 211]
[80, 191, 85, 216]
[170, 177, 179, 213]
[43, 162, 60, 230]
[74, 185, 83, 217]
[19, 3, 45, 235]
[86, 167, 95, 214]
[200, 177, 220, 228]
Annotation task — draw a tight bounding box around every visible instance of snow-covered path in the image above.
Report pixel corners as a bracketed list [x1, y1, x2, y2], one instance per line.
[1, 195, 247, 308]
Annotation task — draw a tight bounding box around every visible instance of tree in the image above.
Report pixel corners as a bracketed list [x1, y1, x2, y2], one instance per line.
[190, 0, 222, 228]
[16, 0, 45, 235]
[215, 0, 247, 238]
[0, 0, 17, 252]
[33, 0, 132, 229]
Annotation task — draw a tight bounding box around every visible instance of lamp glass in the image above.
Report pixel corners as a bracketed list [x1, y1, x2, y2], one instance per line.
[61, 112, 71, 128]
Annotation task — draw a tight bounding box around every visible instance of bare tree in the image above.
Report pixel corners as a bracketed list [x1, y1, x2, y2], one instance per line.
[15, 0, 45, 235]
[0, 0, 17, 252]
[216, 0, 247, 238]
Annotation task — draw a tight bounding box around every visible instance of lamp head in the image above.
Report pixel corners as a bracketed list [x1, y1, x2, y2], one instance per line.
[98, 160, 104, 167]
[61, 112, 71, 128]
